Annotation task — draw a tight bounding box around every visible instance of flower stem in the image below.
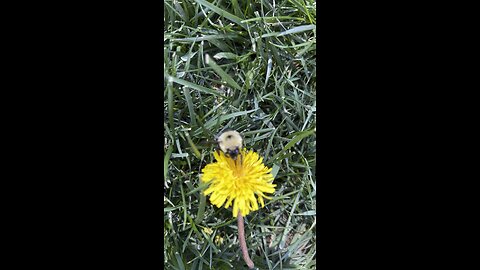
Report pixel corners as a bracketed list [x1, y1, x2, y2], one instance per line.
[237, 212, 254, 269]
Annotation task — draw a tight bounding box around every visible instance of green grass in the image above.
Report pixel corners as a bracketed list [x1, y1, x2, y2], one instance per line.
[164, 0, 316, 269]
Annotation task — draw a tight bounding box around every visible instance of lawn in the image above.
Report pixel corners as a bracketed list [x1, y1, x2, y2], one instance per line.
[164, 0, 316, 269]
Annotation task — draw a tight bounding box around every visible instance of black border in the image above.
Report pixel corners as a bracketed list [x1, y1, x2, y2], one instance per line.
[18, 2, 166, 268]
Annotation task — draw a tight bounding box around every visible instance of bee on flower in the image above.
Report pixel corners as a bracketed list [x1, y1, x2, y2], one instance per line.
[202, 129, 276, 218]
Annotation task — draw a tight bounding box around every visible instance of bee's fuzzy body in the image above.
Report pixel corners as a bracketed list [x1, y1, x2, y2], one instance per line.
[216, 129, 243, 160]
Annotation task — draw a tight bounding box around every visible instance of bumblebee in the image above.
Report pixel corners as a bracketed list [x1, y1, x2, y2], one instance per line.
[215, 129, 243, 160]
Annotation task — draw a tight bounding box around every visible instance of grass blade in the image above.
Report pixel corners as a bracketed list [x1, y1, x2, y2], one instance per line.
[269, 128, 315, 163]
[166, 73, 226, 97]
[205, 54, 243, 91]
[193, 0, 247, 29]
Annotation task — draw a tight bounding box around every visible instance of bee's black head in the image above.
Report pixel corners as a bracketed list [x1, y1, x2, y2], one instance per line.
[226, 147, 240, 160]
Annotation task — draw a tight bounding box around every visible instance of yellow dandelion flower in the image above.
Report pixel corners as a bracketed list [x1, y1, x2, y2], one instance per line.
[202, 227, 213, 235]
[201, 149, 276, 217]
[214, 235, 224, 246]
